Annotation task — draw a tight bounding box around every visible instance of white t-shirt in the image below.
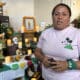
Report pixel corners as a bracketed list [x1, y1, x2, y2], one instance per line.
[37, 25, 80, 80]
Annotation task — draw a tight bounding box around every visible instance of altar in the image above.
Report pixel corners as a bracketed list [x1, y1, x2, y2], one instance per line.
[0, 60, 27, 80]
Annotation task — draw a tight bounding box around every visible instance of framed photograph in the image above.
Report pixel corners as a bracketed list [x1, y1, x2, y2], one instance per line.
[23, 16, 36, 33]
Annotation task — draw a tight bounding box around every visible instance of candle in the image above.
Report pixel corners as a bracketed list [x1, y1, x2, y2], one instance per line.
[18, 41, 22, 48]
[25, 38, 29, 43]
[28, 49, 32, 55]
[36, 25, 40, 32]
[21, 26, 25, 33]
[7, 39, 12, 46]
[31, 78, 37, 80]
[5, 56, 12, 63]
[33, 37, 37, 42]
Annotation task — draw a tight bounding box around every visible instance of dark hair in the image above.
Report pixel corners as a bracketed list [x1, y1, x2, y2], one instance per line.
[52, 3, 71, 17]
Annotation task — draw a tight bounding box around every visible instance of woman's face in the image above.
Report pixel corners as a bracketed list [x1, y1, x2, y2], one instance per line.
[52, 6, 70, 30]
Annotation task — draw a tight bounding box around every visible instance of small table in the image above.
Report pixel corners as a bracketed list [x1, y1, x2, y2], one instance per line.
[0, 60, 28, 80]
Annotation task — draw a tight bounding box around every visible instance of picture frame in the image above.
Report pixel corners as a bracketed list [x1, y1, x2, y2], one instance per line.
[23, 16, 36, 33]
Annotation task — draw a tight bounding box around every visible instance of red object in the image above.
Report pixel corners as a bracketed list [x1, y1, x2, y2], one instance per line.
[27, 61, 33, 66]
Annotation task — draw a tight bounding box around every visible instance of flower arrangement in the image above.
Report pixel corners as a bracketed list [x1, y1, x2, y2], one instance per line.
[0, 23, 14, 39]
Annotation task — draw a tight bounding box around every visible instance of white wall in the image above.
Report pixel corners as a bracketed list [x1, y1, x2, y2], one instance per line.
[3, 0, 34, 31]
[71, 0, 80, 21]
[1, 0, 80, 31]
[35, 0, 80, 26]
[62, 0, 80, 21]
[34, 0, 61, 26]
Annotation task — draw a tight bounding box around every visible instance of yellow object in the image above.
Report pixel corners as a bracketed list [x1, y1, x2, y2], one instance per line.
[33, 37, 37, 42]
[18, 41, 22, 48]
[5, 56, 12, 63]
[25, 38, 29, 43]
[7, 39, 12, 46]
[15, 55, 21, 61]
[27, 49, 32, 55]
[21, 26, 25, 33]
[31, 78, 37, 80]
[36, 25, 40, 32]
[19, 62, 25, 69]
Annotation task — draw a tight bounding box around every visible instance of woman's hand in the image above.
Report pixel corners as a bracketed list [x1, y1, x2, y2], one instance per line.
[42, 56, 51, 68]
[49, 60, 68, 72]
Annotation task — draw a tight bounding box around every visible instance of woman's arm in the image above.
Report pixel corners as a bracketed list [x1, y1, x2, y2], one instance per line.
[34, 48, 51, 67]
[48, 60, 80, 72]
[34, 48, 45, 62]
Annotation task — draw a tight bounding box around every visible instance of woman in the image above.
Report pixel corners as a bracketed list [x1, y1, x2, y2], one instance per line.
[34, 3, 80, 80]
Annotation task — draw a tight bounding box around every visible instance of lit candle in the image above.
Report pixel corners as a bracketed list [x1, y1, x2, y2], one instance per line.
[33, 37, 37, 42]
[7, 39, 12, 46]
[31, 78, 37, 80]
[18, 41, 22, 48]
[28, 49, 32, 55]
[36, 25, 40, 32]
[5, 56, 12, 63]
[21, 26, 25, 33]
[25, 38, 29, 43]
